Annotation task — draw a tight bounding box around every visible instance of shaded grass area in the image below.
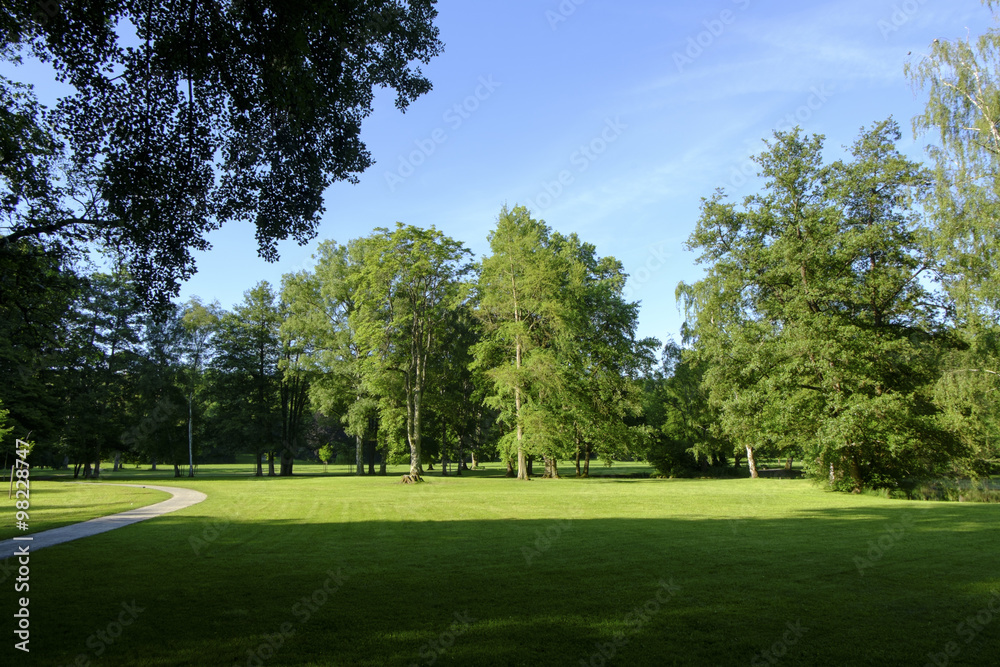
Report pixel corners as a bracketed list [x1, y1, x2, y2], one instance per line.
[7, 473, 1000, 666]
[0, 482, 169, 540]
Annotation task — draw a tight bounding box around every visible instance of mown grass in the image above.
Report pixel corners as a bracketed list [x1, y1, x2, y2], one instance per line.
[4, 464, 999, 666]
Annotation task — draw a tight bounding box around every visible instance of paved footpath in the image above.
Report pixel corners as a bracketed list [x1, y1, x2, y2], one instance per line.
[0, 484, 206, 560]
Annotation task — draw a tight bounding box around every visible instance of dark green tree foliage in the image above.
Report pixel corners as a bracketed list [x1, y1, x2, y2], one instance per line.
[680, 120, 958, 490]
[423, 302, 480, 474]
[642, 342, 722, 477]
[0, 241, 79, 448]
[123, 303, 189, 474]
[60, 270, 145, 477]
[210, 282, 282, 476]
[277, 275, 312, 476]
[1, 0, 442, 301]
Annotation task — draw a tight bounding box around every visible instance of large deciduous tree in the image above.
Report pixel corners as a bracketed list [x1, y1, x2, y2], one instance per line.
[473, 206, 566, 481]
[680, 120, 958, 491]
[1, 0, 442, 301]
[351, 224, 472, 482]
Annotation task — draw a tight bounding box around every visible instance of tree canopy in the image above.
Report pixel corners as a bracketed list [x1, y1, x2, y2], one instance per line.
[1, 0, 443, 301]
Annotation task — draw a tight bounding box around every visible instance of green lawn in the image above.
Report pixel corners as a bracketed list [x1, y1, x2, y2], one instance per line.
[4, 464, 999, 666]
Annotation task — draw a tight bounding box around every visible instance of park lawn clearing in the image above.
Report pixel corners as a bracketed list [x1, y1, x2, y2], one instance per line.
[0, 481, 170, 541]
[12, 468, 1000, 666]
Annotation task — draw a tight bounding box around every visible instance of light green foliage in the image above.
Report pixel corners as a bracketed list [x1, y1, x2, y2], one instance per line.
[283, 240, 371, 474]
[349, 224, 473, 479]
[907, 4, 1000, 472]
[475, 206, 655, 479]
[907, 6, 1000, 320]
[473, 206, 574, 479]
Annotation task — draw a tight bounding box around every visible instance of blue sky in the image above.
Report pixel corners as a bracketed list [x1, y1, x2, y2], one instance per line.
[13, 0, 996, 346]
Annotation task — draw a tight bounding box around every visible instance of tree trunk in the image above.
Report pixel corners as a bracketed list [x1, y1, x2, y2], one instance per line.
[378, 446, 387, 476]
[82, 461, 92, 479]
[367, 441, 376, 475]
[92, 459, 101, 479]
[113, 451, 121, 472]
[583, 443, 591, 477]
[849, 453, 864, 492]
[187, 396, 194, 477]
[514, 336, 528, 481]
[255, 452, 263, 477]
[733, 452, 741, 470]
[575, 446, 581, 477]
[471, 451, 479, 470]
[355, 434, 364, 476]
[505, 459, 515, 478]
[516, 447, 528, 480]
[526, 455, 534, 477]
[173, 463, 181, 478]
[280, 443, 294, 476]
[543, 455, 560, 479]
[785, 456, 793, 471]
[455, 435, 463, 476]
[150, 456, 157, 471]
[407, 384, 423, 480]
[746, 445, 759, 479]
[268, 451, 276, 476]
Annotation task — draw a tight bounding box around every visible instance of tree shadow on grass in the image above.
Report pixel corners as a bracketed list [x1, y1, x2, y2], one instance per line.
[13, 500, 1000, 667]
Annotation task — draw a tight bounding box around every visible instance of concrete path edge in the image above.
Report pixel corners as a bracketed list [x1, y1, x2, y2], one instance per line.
[0, 483, 207, 560]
